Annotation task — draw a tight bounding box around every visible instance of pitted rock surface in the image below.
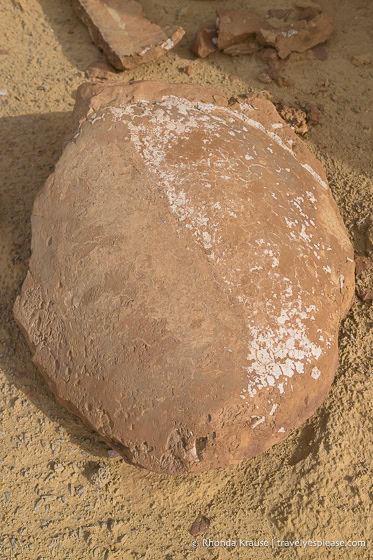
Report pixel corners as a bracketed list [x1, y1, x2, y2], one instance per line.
[14, 81, 354, 474]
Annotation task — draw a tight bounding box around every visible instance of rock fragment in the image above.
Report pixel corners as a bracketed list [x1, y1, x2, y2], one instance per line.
[223, 40, 261, 57]
[192, 22, 218, 58]
[260, 47, 279, 63]
[72, 0, 184, 70]
[14, 81, 355, 474]
[86, 61, 117, 80]
[351, 54, 372, 67]
[52, 461, 65, 473]
[269, 69, 295, 88]
[217, 9, 264, 50]
[107, 449, 121, 458]
[257, 13, 333, 59]
[262, 53, 293, 87]
[86, 463, 111, 486]
[257, 71, 273, 84]
[294, 0, 322, 11]
[179, 65, 193, 76]
[190, 514, 210, 536]
[277, 103, 309, 134]
[366, 218, 373, 258]
[259, 50, 294, 88]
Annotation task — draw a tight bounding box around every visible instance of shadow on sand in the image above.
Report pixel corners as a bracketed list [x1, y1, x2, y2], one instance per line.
[0, 111, 110, 458]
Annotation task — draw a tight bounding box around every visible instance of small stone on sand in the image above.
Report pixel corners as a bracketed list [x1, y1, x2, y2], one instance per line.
[192, 22, 218, 58]
[86, 61, 117, 80]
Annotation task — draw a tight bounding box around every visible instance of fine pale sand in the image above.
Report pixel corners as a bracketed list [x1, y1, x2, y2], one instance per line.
[0, 0, 372, 558]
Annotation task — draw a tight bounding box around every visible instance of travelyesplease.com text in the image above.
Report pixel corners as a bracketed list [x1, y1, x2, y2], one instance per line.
[191, 538, 367, 549]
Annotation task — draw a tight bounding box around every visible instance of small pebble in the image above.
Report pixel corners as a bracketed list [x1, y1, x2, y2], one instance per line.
[107, 449, 121, 458]
[257, 72, 272, 84]
[52, 461, 65, 473]
[33, 497, 44, 511]
[75, 484, 85, 497]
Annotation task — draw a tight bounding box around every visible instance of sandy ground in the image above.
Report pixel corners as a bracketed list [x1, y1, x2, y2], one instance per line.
[0, 0, 372, 558]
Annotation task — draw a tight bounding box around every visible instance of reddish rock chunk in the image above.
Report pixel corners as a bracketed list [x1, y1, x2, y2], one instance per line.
[217, 9, 264, 50]
[72, 0, 184, 70]
[189, 514, 210, 536]
[14, 81, 354, 474]
[277, 104, 308, 134]
[86, 60, 117, 79]
[179, 65, 193, 76]
[257, 13, 333, 59]
[192, 22, 217, 58]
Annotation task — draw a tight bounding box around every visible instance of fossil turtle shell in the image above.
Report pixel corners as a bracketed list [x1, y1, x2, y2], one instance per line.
[14, 82, 354, 474]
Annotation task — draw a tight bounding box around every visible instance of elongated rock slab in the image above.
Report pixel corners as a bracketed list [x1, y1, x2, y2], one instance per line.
[72, 0, 184, 70]
[14, 82, 354, 474]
